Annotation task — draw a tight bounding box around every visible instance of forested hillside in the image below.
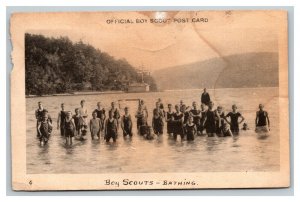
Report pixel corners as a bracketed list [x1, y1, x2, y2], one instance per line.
[25, 33, 156, 95]
[153, 52, 278, 90]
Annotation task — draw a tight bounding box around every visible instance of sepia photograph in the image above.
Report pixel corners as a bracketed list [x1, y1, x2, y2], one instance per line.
[10, 10, 289, 190]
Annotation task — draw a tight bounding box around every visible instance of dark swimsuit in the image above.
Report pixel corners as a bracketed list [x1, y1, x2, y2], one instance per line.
[205, 110, 216, 134]
[64, 119, 75, 137]
[226, 112, 241, 133]
[257, 111, 268, 126]
[166, 112, 174, 134]
[106, 119, 117, 142]
[152, 116, 164, 134]
[94, 109, 106, 130]
[123, 115, 132, 136]
[185, 123, 195, 141]
[60, 111, 67, 136]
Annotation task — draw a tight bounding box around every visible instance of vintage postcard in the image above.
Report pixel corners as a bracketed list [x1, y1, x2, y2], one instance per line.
[10, 10, 289, 190]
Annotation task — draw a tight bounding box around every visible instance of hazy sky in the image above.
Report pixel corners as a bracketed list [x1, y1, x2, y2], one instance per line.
[25, 10, 283, 71]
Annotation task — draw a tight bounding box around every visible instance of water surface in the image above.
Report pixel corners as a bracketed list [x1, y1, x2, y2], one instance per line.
[26, 87, 279, 173]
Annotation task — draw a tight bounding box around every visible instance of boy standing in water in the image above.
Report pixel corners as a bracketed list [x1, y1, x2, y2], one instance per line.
[35, 101, 47, 137]
[90, 112, 102, 140]
[73, 108, 82, 138]
[37, 113, 53, 146]
[139, 99, 148, 121]
[57, 103, 67, 137]
[173, 104, 184, 141]
[153, 101, 164, 118]
[64, 111, 75, 146]
[184, 116, 197, 141]
[109, 101, 120, 131]
[104, 110, 118, 142]
[203, 101, 217, 137]
[79, 100, 88, 136]
[135, 104, 145, 133]
[225, 104, 245, 134]
[190, 101, 201, 135]
[182, 104, 190, 126]
[152, 108, 164, 135]
[93, 102, 106, 135]
[255, 104, 270, 132]
[165, 104, 174, 136]
[121, 107, 133, 137]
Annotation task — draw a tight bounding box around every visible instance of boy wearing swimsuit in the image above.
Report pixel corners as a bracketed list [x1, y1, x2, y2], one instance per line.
[104, 110, 118, 142]
[152, 108, 164, 135]
[37, 113, 52, 146]
[57, 103, 67, 137]
[121, 107, 133, 137]
[64, 111, 75, 146]
[90, 112, 102, 140]
[165, 104, 174, 136]
[203, 101, 217, 137]
[225, 104, 245, 134]
[173, 105, 184, 141]
[190, 101, 201, 135]
[93, 102, 106, 134]
[255, 104, 270, 132]
[184, 116, 197, 141]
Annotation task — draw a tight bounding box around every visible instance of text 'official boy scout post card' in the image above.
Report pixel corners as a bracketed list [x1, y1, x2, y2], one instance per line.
[10, 10, 289, 190]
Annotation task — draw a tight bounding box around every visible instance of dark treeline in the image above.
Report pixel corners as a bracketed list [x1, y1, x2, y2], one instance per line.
[25, 33, 157, 95]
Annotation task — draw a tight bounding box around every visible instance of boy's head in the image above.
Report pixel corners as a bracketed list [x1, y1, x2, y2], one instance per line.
[167, 104, 172, 110]
[203, 88, 207, 93]
[259, 104, 264, 110]
[180, 100, 183, 105]
[232, 104, 237, 111]
[192, 101, 197, 108]
[42, 112, 48, 120]
[97, 102, 101, 108]
[92, 112, 97, 118]
[67, 111, 72, 117]
[175, 104, 180, 112]
[61, 103, 65, 110]
[217, 106, 222, 112]
[75, 108, 79, 114]
[158, 98, 162, 103]
[181, 104, 186, 111]
[124, 107, 129, 113]
[201, 103, 205, 110]
[140, 99, 144, 105]
[38, 101, 42, 109]
[188, 116, 193, 123]
[208, 101, 214, 109]
[111, 101, 115, 108]
[80, 100, 85, 107]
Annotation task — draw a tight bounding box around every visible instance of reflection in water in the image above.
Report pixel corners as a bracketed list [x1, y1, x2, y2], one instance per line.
[26, 88, 280, 173]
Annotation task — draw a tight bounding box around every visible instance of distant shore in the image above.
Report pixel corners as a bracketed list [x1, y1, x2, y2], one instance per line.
[26, 86, 278, 98]
[26, 90, 125, 98]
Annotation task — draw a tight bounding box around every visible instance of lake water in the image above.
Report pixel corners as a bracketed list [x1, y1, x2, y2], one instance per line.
[26, 87, 280, 173]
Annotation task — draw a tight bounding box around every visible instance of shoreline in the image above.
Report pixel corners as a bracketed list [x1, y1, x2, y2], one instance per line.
[26, 86, 279, 98]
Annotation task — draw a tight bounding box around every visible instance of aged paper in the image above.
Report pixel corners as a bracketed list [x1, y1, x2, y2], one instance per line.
[10, 10, 289, 190]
